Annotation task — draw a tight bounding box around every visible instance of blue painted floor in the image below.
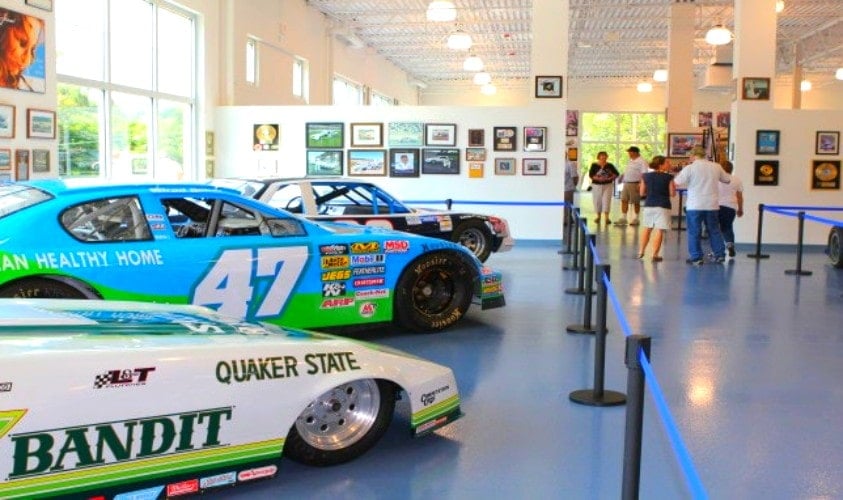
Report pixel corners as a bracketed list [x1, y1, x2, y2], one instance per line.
[214, 226, 843, 500]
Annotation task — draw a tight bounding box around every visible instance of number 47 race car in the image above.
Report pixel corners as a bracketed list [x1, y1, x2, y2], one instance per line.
[0, 181, 504, 332]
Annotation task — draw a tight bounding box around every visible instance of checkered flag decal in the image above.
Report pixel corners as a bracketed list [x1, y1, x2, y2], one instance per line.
[93, 372, 110, 389]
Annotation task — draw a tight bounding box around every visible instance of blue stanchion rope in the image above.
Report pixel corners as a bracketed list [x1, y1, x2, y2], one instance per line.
[764, 207, 842, 227]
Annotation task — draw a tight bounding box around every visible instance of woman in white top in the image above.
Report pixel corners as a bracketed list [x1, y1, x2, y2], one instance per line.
[717, 160, 744, 258]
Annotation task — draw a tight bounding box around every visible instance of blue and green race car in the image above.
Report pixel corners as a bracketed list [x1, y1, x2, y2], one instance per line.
[0, 180, 504, 331]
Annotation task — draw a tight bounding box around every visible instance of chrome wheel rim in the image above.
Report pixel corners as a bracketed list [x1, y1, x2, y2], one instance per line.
[295, 379, 380, 451]
[459, 227, 487, 257]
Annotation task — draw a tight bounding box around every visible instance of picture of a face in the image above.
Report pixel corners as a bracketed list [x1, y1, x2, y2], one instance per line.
[0, 9, 45, 92]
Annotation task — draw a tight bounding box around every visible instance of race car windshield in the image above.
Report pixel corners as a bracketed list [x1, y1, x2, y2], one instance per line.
[0, 185, 53, 219]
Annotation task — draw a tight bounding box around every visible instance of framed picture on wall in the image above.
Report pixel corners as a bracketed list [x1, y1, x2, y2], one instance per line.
[535, 76, 562, 98]
[566, 110, 579, 137]
[522, 158, 547, 176]
[494, 158, 516, 175]
[742, 77, 770, 100]
[388, 148, 420, 177]
[425, 123, 457, 147]
[347, 149, 386, 176]
[0, 149, 10, 170]
[422, 148, 460, 174]
[465, 147, 486, 161]
[468, 162, 484, 178]
[350, 123, 383, 147]
[493, 126, 517, 151]
[0, 104, 15, 138]
[811, 160, 840, 190]
[816, 131, 840, 155]
[468, 128, 485, 147]
[254, 123, 279, 151]
[388, 122, 423, 147]
[523, 126, 547, 152]
[667, 133, 704, 158]
[306, 122, 344, 148]
[754, 160, 779, 186]
[755, 130, 780, 155]
[307, 150, 343, 176]
[27, 109, 55, 139]
[32, 149, 49, 173]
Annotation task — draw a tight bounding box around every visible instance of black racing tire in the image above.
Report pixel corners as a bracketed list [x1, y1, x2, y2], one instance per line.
[394, 251, 475, 332]
[285, 379, 396, 467]
[829, 227, 843, 268]
[0, 278, 92, 299]
[452, 220, 493, 262]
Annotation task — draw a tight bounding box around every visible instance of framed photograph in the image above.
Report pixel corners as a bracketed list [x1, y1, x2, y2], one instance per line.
[666, 157, 691, 173]
[716, 112, 731, 129]
[205, 131, 214, 156]
[131, 157, 147, 175]
[667, 133, 704, 158]
[567, 147, 578, 161]
[387, 122, 423, 147]
[494, 158, 516, 175]
[698, 112, 713, 128]
[0, 149, 10, 170]
[756, 130, 780, 155]
[523, 126, 547, 152]
[468, 162, 484, 178]
[465, 147, 486, 161]
[388, 148, 420, 177]
[742, 77, 770, 101]
[493, 126, 517, 151]
[14, 150, 29, 175]
[307, 150, 344, 176]
[25, 0, 53, 11]
[0, 104, 15, 138]
[816, 131, 840, 155]
[754, 160, 779, 186]
[422, 148, 460, 175]
[425, 123, 456, 147]
[347, 149, 386, 176]
[31, 149, 49, 173]
[306, 122, 344, 149]
[535, 75, 562, 98]
[522, 158, 547, 176]
[27, 109, 55, 139]
[205, 159, 215, 178]
[253, 123, 279, 151]
[0, 9, 46, 93]
[566, 110, 579, 136]
[15, 155, 29, 181]
[811, 160, 840, 190]
[468, 128, 485, 147]
[350, 123, 383, 147]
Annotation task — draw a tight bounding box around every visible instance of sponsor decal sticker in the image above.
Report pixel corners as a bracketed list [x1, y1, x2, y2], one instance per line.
[146, 214, 164, 221]
[359, 302, 377, 318]
[0, 382, 11, 393]
[437, 216, 453, 231]
[421, 385, 451, 406]
[150, 223, 166, 231]
[166, 479, 199, 497]
[351, 265, 385, 276]
[320, 297, 355, 309]
[216, 357, 300, 384]
[114, 485, 165, 500]
[416, 415, 448, 434]
[350, 241, 380, 254]
[200, 471, 237, 489]
[320, 255, 350, 269]
[322, 269, 352, 281]
[353, 277, 385, 288]
[406, 216, 421, 225]
[237, 464, 278, 482]
[93, 367, 156, 389]
[0, 409, 27, 440]
[384, 240, 410, 253]
[355, 288, 389, 300]
[319, 244, 349, 256]
[322, 281, 347, 297]
[351, 254, 386, 266]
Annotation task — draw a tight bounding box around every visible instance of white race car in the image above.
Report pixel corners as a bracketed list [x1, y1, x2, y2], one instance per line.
[0, 299, 462, 499]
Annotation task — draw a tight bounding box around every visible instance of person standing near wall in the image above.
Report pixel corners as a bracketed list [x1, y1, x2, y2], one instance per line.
[717, 160, 744, 258]
[673, 145, 731, 265]
[588, 151, 619, 225]
[615, 146, 649, 226]
[637, 156, 676, 261]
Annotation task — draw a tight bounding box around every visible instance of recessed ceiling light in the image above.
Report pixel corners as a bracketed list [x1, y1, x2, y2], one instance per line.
[705, 25, 733, 46]
[636, 82, 653, 93]
[463, 54, 484, 71]
[653, 69, 668, 82]
[800, 80, 812, 91]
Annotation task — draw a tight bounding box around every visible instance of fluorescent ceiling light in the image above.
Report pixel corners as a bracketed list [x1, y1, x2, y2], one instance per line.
[800, 80, 812, 91]
[480, 83, 497, 95]
[473, 72, 491, 85]
[636, 82, 653, 93]
[426, 1, 456, 22]
[775, 0, 785, 13]
[447, 30, 472, 50]
[463, 54, 484, 71]
[705, 25, 733, 46]
[836, 68, 843, 80]
[653, 69, 668, 82]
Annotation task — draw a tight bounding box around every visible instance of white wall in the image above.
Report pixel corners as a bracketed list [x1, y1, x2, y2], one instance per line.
[215, 105, 567, 240]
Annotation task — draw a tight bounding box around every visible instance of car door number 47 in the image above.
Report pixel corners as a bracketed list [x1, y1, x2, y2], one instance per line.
[192, 247, 308, 319]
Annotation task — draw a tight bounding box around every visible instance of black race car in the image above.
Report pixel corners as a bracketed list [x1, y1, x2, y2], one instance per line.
[212, 178, 513, 262]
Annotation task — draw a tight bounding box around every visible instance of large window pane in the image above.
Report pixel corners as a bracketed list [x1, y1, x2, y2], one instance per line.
[111, 93, 151, 181]
[56, 0, 106, 80]
[57, 84, 103, 177]
[157, 100, 190, 180]
[157, 7, 193, 96]
[110, 0, 153, 89]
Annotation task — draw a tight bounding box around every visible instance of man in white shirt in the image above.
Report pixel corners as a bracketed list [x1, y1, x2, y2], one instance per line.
[673, 145, 731, 265]
[615, 146, 649, 226]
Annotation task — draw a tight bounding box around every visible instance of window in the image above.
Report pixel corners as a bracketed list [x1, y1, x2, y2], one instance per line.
[293, 57, 309, 102]
[55, 0, 196, 182]
[332, 76, 363, 105]
[61, 197, 152, 242]
[371, 91, 393, 107]
[246, 38, 258, 85]
[580, 112, 666, 173]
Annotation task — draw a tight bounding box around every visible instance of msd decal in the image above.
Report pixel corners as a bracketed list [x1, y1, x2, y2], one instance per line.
[93, 367, 156, 389]
[384, 240, 410, 253]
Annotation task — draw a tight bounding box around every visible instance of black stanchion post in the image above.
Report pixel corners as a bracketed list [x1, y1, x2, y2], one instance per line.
[672, 190, 686, 232]
[565, 226, 595, 295]
[569, 264, 626, 406]
[785, 211, 813, 276]
[446, 198, 453, 210]
[621, 335, 651, 500]
[563, 213, 582, 270]
[559, 205, 576, 255]
[748, 203, 771, 259]
[567, 234, 597, 333]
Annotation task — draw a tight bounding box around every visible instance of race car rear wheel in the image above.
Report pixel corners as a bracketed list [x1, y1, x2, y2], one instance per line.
[829, 227, 843, 268]
[0, 278, 93, 299]
[285, 379, 395, 466]
[452, 220, 493, 262]
[394, 251, 474, 332]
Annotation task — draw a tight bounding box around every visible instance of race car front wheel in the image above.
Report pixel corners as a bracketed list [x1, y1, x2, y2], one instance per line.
[0, 277, 94, 299]
[285, 379, 396, 466]
[394, 251, 474, 332]
[828, 227, 843, 268]
[452, 220, 493, 262]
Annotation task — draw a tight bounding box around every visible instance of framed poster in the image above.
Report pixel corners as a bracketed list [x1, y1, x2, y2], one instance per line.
[0, 8, 46, 93]
[15, 155, 29, 181]
[468, 128, 485, 147]
[754, 160, 779, 186]
[31, 149, 49, 172]
[347, 149, 386, 176]
[25, 0, 53, 11]
[666, 157, 691, 173]
[811, 160, 840, 190]
[307, 150, 344, 176]
[535, 75, 562, 98]
[468, 162, 484, 178]
[306, 122, 344, 149]
[0, 104, 15, 138]
[422, 148, 460, 174]
[667, 133, 704, 158]
[755, 130, 780, 155]
[716, 112, 730, 128]
[742, 77, 770, 100]
[567, 147, 578, 161]
[350, 123, 383, 147]
[816, 131, 840, 155]
[253, 123, 279, 151]
[388, 148, 420, 177]
[425, 123, 456, 147]
[698, 112, 713, 128]
[493, 126, 517, 151]
[465, 147, 486, 161]
[205, 159, 215, 178]
[566, 110, 579, 137]
[522, 158, 547, 176]
[27, 109, 55, 139]
[387, 122, 423, 147]
[494, 158, 516, 175]
[0, 149, 10, 170]
[523, 126, 547, 152]
[205, 131, 214, 156]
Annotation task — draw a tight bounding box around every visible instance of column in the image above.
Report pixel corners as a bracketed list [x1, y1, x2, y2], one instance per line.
[666, 3, 695, 133]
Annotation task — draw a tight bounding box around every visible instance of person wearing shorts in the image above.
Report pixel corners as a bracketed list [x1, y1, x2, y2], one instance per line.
[615, 146, 649, 226]
[588, 151, 619, 225]
[637, 156, 676, 262]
